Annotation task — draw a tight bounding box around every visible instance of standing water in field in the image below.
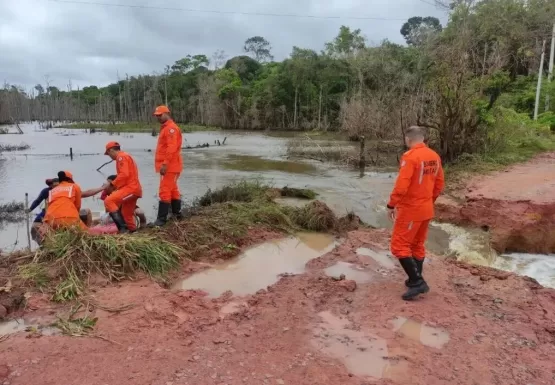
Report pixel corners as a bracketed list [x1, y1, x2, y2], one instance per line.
[1, 123, 553, 288]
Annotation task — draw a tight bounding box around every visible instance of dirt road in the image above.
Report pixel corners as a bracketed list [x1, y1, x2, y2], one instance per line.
[1, 228, 555, 385]
[437, 152, 555, 253]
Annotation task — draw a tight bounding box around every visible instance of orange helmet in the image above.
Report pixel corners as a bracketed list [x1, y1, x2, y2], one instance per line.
[153, 105, 170, 116]
[104, 141, 120, 155]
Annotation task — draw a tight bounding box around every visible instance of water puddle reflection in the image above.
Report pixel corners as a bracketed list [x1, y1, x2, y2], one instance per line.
[356, 247, 396, 269]
[324, 262, 373, 283]
[312, 311, 407, 380]
[391, 317, 450, 349]
[174, 233, 338, 297]
[0, 318, 60, 337]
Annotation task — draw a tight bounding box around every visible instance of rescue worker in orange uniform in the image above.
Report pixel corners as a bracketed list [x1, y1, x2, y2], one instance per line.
[152, 105, 183, 226]
[103, 141, 143, 233]
[387, 126, 445, 300]
[44, 171, 87, 230]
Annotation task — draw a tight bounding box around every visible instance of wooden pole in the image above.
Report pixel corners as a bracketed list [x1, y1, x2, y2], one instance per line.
[24, 193, 31, 250]
[534, 40, 547, 120]
[359, 136, 366, 177]
[70, 147, 73, 160]
[545, 22, 555, 111]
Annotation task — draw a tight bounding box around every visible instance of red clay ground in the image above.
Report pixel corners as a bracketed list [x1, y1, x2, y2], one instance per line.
[1, 227, 555, 385]
[436, 152, 555, 253]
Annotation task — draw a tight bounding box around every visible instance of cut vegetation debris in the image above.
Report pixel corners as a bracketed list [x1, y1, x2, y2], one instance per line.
[0, 201, 25, 223]
[1, 182, 358, 308]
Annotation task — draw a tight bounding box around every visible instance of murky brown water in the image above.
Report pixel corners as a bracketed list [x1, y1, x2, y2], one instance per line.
[0, 124, 396, 251]
[312, 311, 408, 380]
[3, 123, 534, 285]
[391, 316, 450, 349]
[324, 262, 374, 283]
[173, 233, 338, 297]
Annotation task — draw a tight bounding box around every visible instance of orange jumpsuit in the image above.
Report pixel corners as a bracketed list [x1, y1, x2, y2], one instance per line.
[44, 181, 86, 230]
[104, 151, 142, 231]
[155, 119, 183, 203]
[388, 143, 445, 260]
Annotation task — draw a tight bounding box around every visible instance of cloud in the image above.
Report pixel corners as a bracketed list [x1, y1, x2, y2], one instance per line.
[0, 0, 447, 89]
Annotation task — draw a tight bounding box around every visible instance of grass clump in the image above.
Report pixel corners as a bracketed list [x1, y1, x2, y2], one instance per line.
[33, 229, 182, 301]
[196, 180, 269, 207]
[18, 263, 49, 288]
[288, 201, 337, 231]
[280, 186, 317, 200]
[158, 181, 351, 260]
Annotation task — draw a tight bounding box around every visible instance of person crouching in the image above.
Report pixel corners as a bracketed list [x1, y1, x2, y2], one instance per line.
[44, 171, 87, 230]
[103, 141, 143, 233]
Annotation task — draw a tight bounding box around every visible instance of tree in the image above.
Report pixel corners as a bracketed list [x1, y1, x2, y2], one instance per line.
[225, 56, 261, 82]
[244, 36, 273, 63]
[171, 55, 209, 74]
[401, 16, 443, 46]
[325, 26, 366, 58]
[212, 49, 227, 70]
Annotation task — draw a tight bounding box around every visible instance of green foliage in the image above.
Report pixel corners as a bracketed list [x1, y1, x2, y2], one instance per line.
[400, 16, 442, 45]
[243, 36, 273, 63]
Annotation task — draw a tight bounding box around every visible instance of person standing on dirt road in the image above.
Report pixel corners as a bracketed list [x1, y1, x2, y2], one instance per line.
[387, 126, 444, 301]
[104, 141, 143, 233]
[152, 105, 183, 226]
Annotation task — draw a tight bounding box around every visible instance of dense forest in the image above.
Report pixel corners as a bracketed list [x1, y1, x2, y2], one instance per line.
[1, 0, 555, 162]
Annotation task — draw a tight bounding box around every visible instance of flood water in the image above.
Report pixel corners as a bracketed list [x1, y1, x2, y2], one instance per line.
[0, 124, 395, 252]
[1, 123, 554, 288]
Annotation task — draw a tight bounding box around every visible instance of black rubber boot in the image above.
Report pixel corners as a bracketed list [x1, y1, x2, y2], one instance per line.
[171, 199, 183, 220]
[153, 201, 170, 227]
[405, 257, 425, 287]
[109, 211, 129, 234]
[399, 257, 429, 300]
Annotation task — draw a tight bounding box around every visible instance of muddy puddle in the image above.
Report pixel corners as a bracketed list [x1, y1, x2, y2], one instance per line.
[391, 317, 450, 349]
[324, 262, 374, 283]
[312, 311, 407, 380]
[355, 247, 397, 269]
[174, 233, 338, 297]
[0, 318, 59, 337]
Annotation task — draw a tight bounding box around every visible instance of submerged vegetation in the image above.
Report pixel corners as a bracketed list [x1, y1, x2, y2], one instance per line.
[1, 182, 355, 307]
[0, 201, 25, 223]
[0, 143, 30, 152]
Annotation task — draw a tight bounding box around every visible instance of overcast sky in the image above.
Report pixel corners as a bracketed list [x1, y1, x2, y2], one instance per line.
[0, 0, 447, 90]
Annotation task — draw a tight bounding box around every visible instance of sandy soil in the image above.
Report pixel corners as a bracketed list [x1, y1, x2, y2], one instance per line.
[437, 152, 555, 253]
[1, 228, 555, 385]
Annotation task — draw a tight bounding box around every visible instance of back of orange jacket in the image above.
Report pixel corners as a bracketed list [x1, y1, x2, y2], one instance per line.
[44, 181, 82, 223]
[387, 143, 444, 222]
[155, 119, 183, 173]
[112, 151, 142, 197]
